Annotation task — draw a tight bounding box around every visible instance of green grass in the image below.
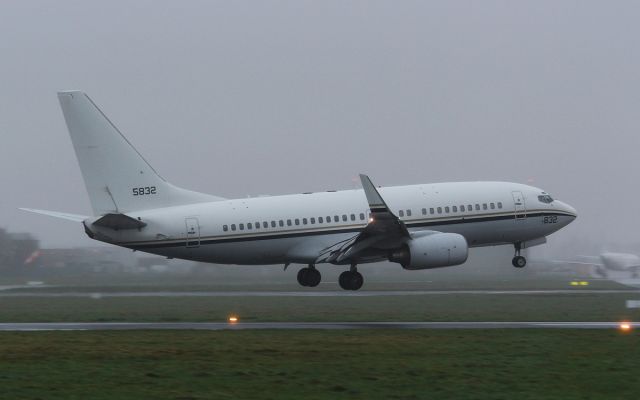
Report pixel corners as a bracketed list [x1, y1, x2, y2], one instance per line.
[2, 276, 630, 292]
[0, 330, 638, 399]
[0, 292, 638, 323]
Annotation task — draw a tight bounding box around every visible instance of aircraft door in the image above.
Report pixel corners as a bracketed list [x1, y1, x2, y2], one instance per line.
[185, 217, 200, 248]
[512, 191, 526, 220]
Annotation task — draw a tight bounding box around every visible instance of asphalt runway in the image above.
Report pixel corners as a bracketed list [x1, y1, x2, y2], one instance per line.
[0, 321, 636, 331]
[0, 289, 638, 298]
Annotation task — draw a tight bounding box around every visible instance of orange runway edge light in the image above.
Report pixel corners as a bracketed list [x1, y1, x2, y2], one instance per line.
[228, 316, 239, 324]
[619, 322, 632, 332]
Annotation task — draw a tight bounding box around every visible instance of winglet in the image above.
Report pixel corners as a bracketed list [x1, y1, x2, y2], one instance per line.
[359, 174, 390, 213]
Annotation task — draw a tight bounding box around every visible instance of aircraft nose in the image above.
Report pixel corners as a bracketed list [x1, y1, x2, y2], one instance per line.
[557, 201, 577, 219]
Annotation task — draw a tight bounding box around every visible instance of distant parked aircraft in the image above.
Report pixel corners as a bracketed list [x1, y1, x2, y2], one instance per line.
[562, 253, 640, 279]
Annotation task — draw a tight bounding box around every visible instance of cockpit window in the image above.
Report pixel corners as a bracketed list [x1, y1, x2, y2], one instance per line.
[538, 194, 554, 204]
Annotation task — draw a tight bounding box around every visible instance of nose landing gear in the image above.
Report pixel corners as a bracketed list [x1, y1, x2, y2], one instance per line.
[297, 264, 321, 287]
[512, 242, 527, 268]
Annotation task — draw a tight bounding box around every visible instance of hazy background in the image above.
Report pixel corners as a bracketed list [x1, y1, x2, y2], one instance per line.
[1, 1, 638, 253]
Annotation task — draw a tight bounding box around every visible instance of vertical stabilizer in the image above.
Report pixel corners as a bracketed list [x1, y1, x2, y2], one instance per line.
[57, 91, 222, 216]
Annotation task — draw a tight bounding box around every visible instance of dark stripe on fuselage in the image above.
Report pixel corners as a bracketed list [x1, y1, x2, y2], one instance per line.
[125, 211, 574, 250]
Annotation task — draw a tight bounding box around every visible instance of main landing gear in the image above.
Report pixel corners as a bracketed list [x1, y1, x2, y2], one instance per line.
[339, 264, 364, 291]
[512, 242, 527, 268]
[297, 264, 321, 287]
[296, 264, 364, 290]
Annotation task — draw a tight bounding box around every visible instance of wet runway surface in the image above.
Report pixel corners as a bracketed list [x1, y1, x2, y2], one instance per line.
[0, 289, 638, 298]
[0, 321, 636, 331]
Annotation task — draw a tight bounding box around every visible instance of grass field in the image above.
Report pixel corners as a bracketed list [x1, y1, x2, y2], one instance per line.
[1, 329, 638, 400]
[1, 279, 638, 399]
[0, 291, 638, 323]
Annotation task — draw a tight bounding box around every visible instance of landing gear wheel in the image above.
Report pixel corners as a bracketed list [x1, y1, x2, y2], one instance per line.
[512, 255, 527, 268]
[339, 271, 350, 290]
[338, 271, 364, 290]
[297, 268, 310, 286]
[350, 271, 364, 290]
[297, 266, 321, 287]
[306, 268, 321, 287]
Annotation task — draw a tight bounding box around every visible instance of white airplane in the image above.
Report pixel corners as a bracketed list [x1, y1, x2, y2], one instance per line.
[562, 253, 640, 279]
[21, 91, 578, 290]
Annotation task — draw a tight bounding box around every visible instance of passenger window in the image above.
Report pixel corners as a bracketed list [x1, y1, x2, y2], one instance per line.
[271, 221, 276, 227]
[475, 204, 480, 211]
[263, 221, 268, 228]
[430, 208, 434, 214]
[295, 219, 300, 225]
[359, 213, 365, 220]
[287, 219, 292, 226]
[334, 216, 339, 222]
[445, 206, 450, 213]
[350, 214, 355, 221]
[399, 210, 405, 217]
[231, 224, 236, 231]
[279, 220, 284, 227]
[483, 204, 488, 210]
[223, 225, 228, 232]
[468, 204, 472, 211]
[437, 207, 442, 214]
[422, 208, 427, 215]
[255, 222, 260, 229]
[460, 205, 465, 212]
[452, 206, 458, 212]
[490, 203, 495, 210]
[310, 217, 315, 224]
[247, 223, 252, 229]
[239, 223, 244, 230]
[302, 218, 308, 225]
[342, 215, 347, 221]
[319, 217, 324, 223]
[406, 209, 412, 217]
[497, 202, 503, 209]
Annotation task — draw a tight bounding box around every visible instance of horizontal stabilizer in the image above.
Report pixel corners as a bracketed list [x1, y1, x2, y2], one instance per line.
[19, 208, 88, 222]
[92, 213, 147, 230]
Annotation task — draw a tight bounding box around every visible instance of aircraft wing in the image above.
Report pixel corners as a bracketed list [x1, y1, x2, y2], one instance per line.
[315, 174, 413, 265]
[552, 260, 604, 267]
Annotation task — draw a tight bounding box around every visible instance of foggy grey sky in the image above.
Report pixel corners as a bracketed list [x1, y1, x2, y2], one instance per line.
[1, 1, 639, 250]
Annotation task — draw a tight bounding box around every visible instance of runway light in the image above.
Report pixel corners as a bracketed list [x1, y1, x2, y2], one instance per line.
[570, 281, 590, 287]
[369, 217, 375, 223]
[228, 316, 239, 324]
[619, 322, 632, 332]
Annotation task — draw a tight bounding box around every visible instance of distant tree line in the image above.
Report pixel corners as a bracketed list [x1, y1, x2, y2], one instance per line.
[0, 228, 39, 272]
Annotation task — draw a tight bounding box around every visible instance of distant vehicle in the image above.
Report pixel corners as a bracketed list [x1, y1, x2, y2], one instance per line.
[21, 91, 577, 290]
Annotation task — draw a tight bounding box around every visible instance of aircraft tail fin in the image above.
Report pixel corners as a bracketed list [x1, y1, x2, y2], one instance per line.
[57, 91, 223, 216]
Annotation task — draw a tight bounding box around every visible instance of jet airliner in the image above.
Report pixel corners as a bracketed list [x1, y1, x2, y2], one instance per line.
[22, 91, 577, 290]
[559, 252, 640, 279]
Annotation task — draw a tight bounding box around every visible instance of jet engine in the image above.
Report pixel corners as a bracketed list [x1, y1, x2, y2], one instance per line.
[389, 233, 468, 270]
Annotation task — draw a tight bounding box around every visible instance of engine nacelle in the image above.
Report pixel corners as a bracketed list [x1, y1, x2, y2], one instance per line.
[389, 233, 468, 270]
